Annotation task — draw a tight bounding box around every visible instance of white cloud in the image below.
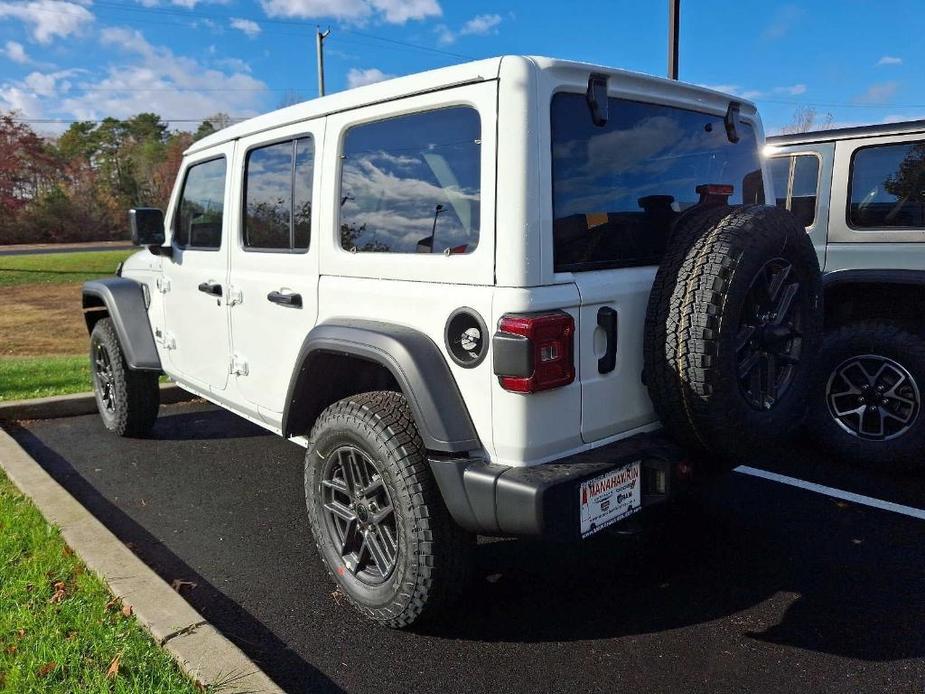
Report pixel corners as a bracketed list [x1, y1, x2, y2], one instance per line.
[460, 13, 501, 36]
[877, 55, 902, 66]
[856, 81, 898, 104]
[13, 27, 269, 127]
[346, 67, 394, 88]
[774, 84, 807, 96]
[762, 4, 803, 40]
[0, 0, 94, 44]
[230, 17, 261, 37]
[437, 12, 502, 44]
[259, 0, 439, 24]
[4, 41, 29, 63]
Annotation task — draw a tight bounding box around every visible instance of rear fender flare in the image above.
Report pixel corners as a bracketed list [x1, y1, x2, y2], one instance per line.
[282, 320, 481, 454]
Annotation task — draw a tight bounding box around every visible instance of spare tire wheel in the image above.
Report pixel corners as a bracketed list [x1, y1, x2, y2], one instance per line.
[645, 205, 822, 461]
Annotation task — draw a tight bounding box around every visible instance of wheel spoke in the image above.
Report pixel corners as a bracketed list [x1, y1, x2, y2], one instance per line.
[767, 263, 792, 303]
[771, 283, 799, 325]
[365, 528, 392, 574]
[370, 503, 393, 525]
[359, 476, 384, 498]
[321, 477, 350, 497]
[765, 353, 778, 403]
[735, 324, 756, 353]
[323, 499, 357, 524]
[738, 351, 760, 378]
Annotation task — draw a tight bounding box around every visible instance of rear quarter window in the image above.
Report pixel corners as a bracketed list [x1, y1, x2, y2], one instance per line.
[849, 140, 925, 228]
[339, 107, 481, 255]
[551, 93, 764, 272]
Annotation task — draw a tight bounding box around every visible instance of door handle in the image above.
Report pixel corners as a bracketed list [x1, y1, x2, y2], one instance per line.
[267, 290, 302, 308]
[597, 307, 618, 374]
[198, 281, 222, 297]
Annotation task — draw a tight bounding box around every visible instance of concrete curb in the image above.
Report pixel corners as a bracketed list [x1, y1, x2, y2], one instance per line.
[0, 383, 196, 421]
[0, 427, 285, 694]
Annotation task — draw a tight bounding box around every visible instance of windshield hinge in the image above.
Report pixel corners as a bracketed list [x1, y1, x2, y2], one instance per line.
[586, 73, 609, 127]
[155, 276, 171, 294]
[724, 101, 741, 144]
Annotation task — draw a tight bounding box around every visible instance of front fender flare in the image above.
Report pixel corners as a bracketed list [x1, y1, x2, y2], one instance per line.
[82, 278, 161, 371]
[282, 320, 481, 454]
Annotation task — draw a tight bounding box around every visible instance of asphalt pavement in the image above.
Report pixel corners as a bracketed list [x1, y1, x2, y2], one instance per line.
[8, 402, 925, 693]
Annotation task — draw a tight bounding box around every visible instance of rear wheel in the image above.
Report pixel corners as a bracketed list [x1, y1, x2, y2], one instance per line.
[809, 321, 925, 469]
[305, 391, 472, 628]
[89, 317, 160, 437]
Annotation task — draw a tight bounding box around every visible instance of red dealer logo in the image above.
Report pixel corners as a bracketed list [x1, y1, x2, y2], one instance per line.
[586, 466, 639, 497]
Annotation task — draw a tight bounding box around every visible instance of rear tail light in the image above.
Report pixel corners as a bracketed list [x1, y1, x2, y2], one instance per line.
[494, 312, 575, 393]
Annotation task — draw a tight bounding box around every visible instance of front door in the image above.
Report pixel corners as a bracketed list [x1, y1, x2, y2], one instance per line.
[228, 122, 322, 418]
[161, 145, 234, 392]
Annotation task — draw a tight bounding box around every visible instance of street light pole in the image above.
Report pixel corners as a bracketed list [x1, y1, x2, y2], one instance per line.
[316, 26, 331, 96]
[667, 0, 680, 80]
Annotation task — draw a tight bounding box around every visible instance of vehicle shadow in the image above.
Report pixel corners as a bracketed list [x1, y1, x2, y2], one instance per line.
[144, 405, 269, 441]
[7, 424, 344, 694]
[421, 475, 925, 662]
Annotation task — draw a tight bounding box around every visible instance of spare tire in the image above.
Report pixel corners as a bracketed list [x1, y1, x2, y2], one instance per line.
[644, 205, 822, 460]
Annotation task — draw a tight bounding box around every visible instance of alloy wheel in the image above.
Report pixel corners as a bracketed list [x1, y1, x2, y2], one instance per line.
[736, 257, 804, 410]
[826, 354, 920, 441]
[320, 445, 398, 585]
[93, 341, 116, 414]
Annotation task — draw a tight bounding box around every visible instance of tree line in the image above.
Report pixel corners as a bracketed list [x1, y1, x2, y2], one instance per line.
[0, 112, 229, 245]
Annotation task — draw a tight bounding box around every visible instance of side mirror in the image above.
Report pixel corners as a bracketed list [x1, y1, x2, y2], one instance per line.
[129, 208, 165, 247]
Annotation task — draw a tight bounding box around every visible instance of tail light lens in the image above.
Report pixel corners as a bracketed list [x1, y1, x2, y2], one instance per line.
[496, 312, 575, 393]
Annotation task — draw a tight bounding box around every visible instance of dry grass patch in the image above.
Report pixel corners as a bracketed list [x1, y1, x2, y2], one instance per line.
[0, 283, 88, 358]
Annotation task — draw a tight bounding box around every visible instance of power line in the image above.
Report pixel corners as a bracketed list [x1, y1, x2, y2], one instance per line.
[12, 0, 476, 60]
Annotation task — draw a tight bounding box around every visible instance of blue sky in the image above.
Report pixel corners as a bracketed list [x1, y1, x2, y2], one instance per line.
[0, 0, 922, 135]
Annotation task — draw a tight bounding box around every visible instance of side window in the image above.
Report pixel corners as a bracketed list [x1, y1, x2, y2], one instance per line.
[768, 154, 819, 227]
[850, 141, 925, 228]
[244, 136, 314, 251]
[176, 157, 226, 250]
[790, 155, 819, 227]
[769, 156, 790, 208]
[339, 107, 482, 254]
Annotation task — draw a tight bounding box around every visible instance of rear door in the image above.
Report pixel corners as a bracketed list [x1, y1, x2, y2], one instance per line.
[766, 142, 833, 268]
[227, 120, 323, 421]
[547, 91, 768, 443]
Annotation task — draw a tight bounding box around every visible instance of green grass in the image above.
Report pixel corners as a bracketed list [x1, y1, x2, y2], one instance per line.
[0, 471, 199, 693]
[0, 251, 134, 287]
[0, 357, 91, 402]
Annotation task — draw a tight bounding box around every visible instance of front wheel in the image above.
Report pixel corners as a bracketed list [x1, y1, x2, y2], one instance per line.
[809, 321, 925, 470]
[304, 391, 472, 628]
[90, 317, 160, 437]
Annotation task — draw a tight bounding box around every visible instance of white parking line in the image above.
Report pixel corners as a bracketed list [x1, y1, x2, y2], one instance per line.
[734, 465, 925, 521]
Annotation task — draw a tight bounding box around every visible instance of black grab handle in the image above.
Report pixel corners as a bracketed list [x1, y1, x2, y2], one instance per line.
[267, 290, 302, 308]
[197, 281, 222, 296]
[597, 307, 618, 374]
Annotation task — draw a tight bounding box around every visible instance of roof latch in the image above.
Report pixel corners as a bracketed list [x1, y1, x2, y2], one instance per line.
[725, 101, 741, 144]
[586, 73, 609, 127]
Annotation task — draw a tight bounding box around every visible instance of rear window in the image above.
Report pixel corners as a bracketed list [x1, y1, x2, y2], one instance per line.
[551, 93, 764, 272]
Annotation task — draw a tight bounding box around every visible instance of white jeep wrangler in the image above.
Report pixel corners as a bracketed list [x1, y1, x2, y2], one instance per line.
[82, 56, 821, 628]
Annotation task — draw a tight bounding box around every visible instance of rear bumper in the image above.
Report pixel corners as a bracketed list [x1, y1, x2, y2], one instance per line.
[429, 432, 691, 541]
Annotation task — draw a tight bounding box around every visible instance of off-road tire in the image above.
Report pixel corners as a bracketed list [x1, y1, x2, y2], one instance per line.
[809, 321, 925, 470]
[644, 204, 737, 450]
[645, 205, 822, 461]
[304, 391, 473, 628]
[89, 317, 160, 437]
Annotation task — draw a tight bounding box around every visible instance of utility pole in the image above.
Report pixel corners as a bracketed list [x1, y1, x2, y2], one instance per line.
[316, 26, 331, 97]
[667, 0, 680, 80]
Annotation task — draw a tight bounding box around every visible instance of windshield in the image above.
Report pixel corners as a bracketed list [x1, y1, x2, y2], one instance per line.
[551, 92, 764, 272]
